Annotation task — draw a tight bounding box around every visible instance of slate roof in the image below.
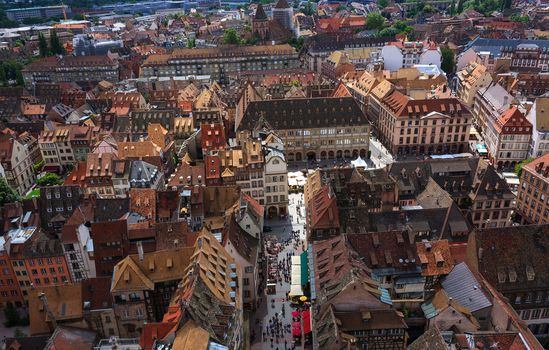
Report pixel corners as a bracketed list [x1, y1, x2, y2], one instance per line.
[93, 197, 129, 222]
[441, 262, 492, 313]
[254, 4, 268, 20]
[238, 97, 368, 131]
[465, 37, 549, 57]
[472, 225, 549, 292]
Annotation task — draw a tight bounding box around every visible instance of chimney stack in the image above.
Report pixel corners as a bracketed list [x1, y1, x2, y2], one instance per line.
[137, 241, 144, 261]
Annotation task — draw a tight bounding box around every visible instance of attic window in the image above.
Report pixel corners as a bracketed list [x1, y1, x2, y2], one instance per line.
[526, 266, 535, 281]
[508, 267, 517, 283]
[166, 258, 173, 268]
[124, 271, 130, 282]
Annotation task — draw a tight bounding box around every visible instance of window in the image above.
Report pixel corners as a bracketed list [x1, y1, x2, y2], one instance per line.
[245, 266, 253, 274]
[243, 278, 250, 286]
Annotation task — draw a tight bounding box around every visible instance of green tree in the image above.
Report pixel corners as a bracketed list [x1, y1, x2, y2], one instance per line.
[366, 12, 385, 30]
[0, 63, 6, 86]
[50, 31, 65, 55]
[510, 14, 529, 22]
[377, 0, 389, 9]
[3, 302, 20, 327]
[515, 157, 535, 177]
[36, 173, 63, 187]
[502, 0, 512, 9]
[187, 37, 196, 48]
[72, 13, 85, 20]
[449, 0, 456, 14]
[13, 328, 25, 337]
[441, 47, 455, 74]
[301, 1, 314, 15]
[336, 5, 346, 12]
[286, 36, 304, 50]
[456, 0, 464, 13]
[38, 32, 50, 57]
[223, 28, 241, 44]
[0, 178, 19, 206]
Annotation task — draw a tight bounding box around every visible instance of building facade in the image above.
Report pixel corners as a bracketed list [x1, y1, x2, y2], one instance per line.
[516, 153, 549, 225]
[238, 97, 370, 162]
[141, 45, 299, 84]
[484, 106, 532, 170]
[22, 56, 119, 88]
[377, 91, 472, 156]
[0, 132, 37, 196]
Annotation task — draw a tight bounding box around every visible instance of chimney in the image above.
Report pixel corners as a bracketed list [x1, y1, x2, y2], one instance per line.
[137, 241, 144, 261]
[536, 162, 544, 173]
[503, 95, 509, 106]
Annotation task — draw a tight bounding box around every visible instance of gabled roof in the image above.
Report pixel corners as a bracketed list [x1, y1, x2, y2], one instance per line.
[172, 320, 210, 350]
[111, 247, 194, 293]
[442, 262, 492, 312]
[254, 4, 268, 20]
[407, 327, 448, 350]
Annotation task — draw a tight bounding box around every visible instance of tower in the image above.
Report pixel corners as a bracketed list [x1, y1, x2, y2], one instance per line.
[252, 4, 270, 41]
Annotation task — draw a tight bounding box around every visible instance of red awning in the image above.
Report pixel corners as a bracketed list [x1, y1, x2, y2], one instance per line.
[292, 311, 300, 317]
[302, 309, 311, 334]
[292, 322, 301, 329]
[292, 328, 301, 335]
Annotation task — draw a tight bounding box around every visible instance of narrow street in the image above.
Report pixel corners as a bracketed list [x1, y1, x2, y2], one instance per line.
[251, 193, 306, 350]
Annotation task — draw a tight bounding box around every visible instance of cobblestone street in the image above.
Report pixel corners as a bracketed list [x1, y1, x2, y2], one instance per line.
[251, 193, 306, 350]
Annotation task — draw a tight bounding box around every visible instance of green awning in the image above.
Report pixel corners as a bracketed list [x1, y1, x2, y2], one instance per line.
[300, 251, 309, 286]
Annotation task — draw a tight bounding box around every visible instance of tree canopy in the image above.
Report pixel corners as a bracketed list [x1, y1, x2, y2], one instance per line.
[441, 47, 455, 75]
[515, 157, 536, 177]
[301, 1, 315, 15]
[377, 0, 389, 9]
[223, 28, 241, 44]
[38, 33, 50, 57]
[0, 178, 19, 206]
[50, 31, 65, 55]
[36, 173, 63, 187]
[365, 12, 385, 30]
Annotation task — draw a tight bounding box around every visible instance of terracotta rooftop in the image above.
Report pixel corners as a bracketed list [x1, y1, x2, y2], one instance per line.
[382, 90, 469, 118]
[417, 239, 453, 276]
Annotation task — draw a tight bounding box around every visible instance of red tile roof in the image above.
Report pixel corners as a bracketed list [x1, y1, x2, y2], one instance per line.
[308, 185, 339, 230]
[493, 106, 532, 134]
[382, 91, 469, 118]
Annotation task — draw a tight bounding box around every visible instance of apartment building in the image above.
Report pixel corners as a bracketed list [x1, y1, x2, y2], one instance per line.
[39, 185, 83, 233]
[22, 55, 119, 88]
[264, 143, 288, 218]
[141, 45, 299, 84]
[238, 97, 370, 162]
[84, 152, 118, 197]
[38, 127, 80, 170]
[0, 236, 23, 307]
[526, 97, 549, 158]
[472, 82, 513, 133]
[300, 33, 390, 73]
[381, 40, 442, 72]
[484, 106, 532, 170]
[456, 62, 493, 107]
[516, 153, 549, 225]
[469, 162, 514, 228]
[0, 131, 37, 195]
[377, 90, 472, 156]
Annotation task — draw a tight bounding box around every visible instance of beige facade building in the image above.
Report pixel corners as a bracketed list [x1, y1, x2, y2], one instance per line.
[456, 62, 493, 107]
[376, 90, 472, 156]
[516, 153, 549, 225]
[0, 132, 37, 195]
[484, 106, 532, 170]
